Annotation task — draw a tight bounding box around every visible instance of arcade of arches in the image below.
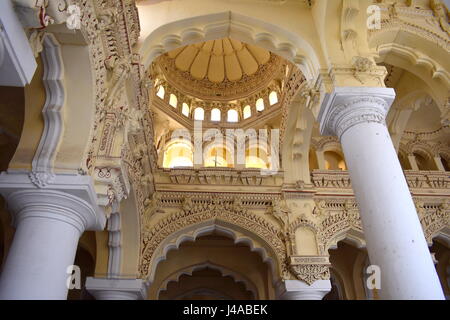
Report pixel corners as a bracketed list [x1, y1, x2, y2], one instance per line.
[0, 0, 449, 300]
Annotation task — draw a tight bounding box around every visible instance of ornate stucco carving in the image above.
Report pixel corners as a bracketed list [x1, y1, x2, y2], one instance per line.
[139, 195, 288, 280]
[289, 256, 331, 285]
[266, 199, 291, 230]
[415, 198, 450, 244]
[156, 52, 284, 101]
[62, 0, 449, 288]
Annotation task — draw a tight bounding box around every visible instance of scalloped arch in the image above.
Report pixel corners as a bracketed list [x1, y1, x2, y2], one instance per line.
[140, 210, 286, 284]
[157, 262, 259, 299]
[375, 42, 449, 110]
[326, 228, 367, 252]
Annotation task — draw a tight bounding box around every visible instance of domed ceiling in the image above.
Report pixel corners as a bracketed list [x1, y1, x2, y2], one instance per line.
[155, 38, 285, 101]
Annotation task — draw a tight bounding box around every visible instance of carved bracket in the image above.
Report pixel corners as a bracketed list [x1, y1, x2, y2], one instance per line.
[289, 256, 331, 285]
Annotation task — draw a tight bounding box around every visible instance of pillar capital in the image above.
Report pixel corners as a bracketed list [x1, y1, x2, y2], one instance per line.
[275, 280, 331, 300]
[86, 278, 148, 300]
[0, 172, 106, 231]
[318, 87, 396, 139]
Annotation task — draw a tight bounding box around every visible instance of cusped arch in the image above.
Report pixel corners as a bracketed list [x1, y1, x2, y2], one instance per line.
[140, 200, 286, 284]
[139, 11, 322, 81]
[318, 209, 365, 254]
[326, 228, 366, 252]
[371, 33, 450, 108]
[157, 262, 259, 299]
[424, 217, 450, 247]
[406, 140, 435, 161]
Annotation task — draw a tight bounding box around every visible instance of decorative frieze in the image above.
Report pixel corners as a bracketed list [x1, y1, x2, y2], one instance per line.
[162, 168, 282, 186]
[405, 171, 449, 189]
[311, 170, 352, 189]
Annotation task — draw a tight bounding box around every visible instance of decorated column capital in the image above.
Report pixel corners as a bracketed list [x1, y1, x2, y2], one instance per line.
[275, 280, 332, 300]
[318, 87, 396, 139]
[0, 172, 106, 231]
[85, 278, 148, 300]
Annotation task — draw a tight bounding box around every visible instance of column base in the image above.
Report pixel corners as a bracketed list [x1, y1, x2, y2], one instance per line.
[86, 278, 148, 300]
[275, 280, 331, 300]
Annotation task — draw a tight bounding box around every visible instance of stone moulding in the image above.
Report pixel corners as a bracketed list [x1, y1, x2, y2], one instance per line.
[311, 169, 449, 190]
[164, 168, 283, 186]
[30, 33, 64, 187]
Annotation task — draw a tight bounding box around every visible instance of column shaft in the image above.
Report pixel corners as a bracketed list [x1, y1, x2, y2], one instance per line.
[341, 121, 443, 299]
[0, 174, 106, 300]
[0, 216, 80, 299]
[319, 87, 444, 300]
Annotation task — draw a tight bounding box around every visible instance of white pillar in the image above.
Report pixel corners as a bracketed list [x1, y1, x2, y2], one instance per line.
[276, 280, 331, 300]
[318, 87, 444, 300]
[316, 150, 326, 170]
[85, 278, 147, 300]
[433, 156, 446, 172]
[408, 154, 419, 171]
[0, 173, 105, 300]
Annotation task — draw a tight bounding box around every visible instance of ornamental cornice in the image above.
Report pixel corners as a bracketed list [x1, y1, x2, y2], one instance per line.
[146, 191, 281, 210]
[160, 168, 283, 186]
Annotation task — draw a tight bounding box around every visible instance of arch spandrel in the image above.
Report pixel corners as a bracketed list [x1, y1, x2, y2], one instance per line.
[139, 197, 288, 284]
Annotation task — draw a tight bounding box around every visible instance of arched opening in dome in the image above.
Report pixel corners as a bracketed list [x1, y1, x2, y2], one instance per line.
[169, 94, 178, 108]
[256, 98, 265, 112]
[227, 109, 239, 123]
[243, 105, 252, 119]
[211, 108, 221, 122]
[269, 91, 278, 105]
[194, 108, 205, 121]
[156, 85, 165, 99]
[182, 103, 190, 117]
